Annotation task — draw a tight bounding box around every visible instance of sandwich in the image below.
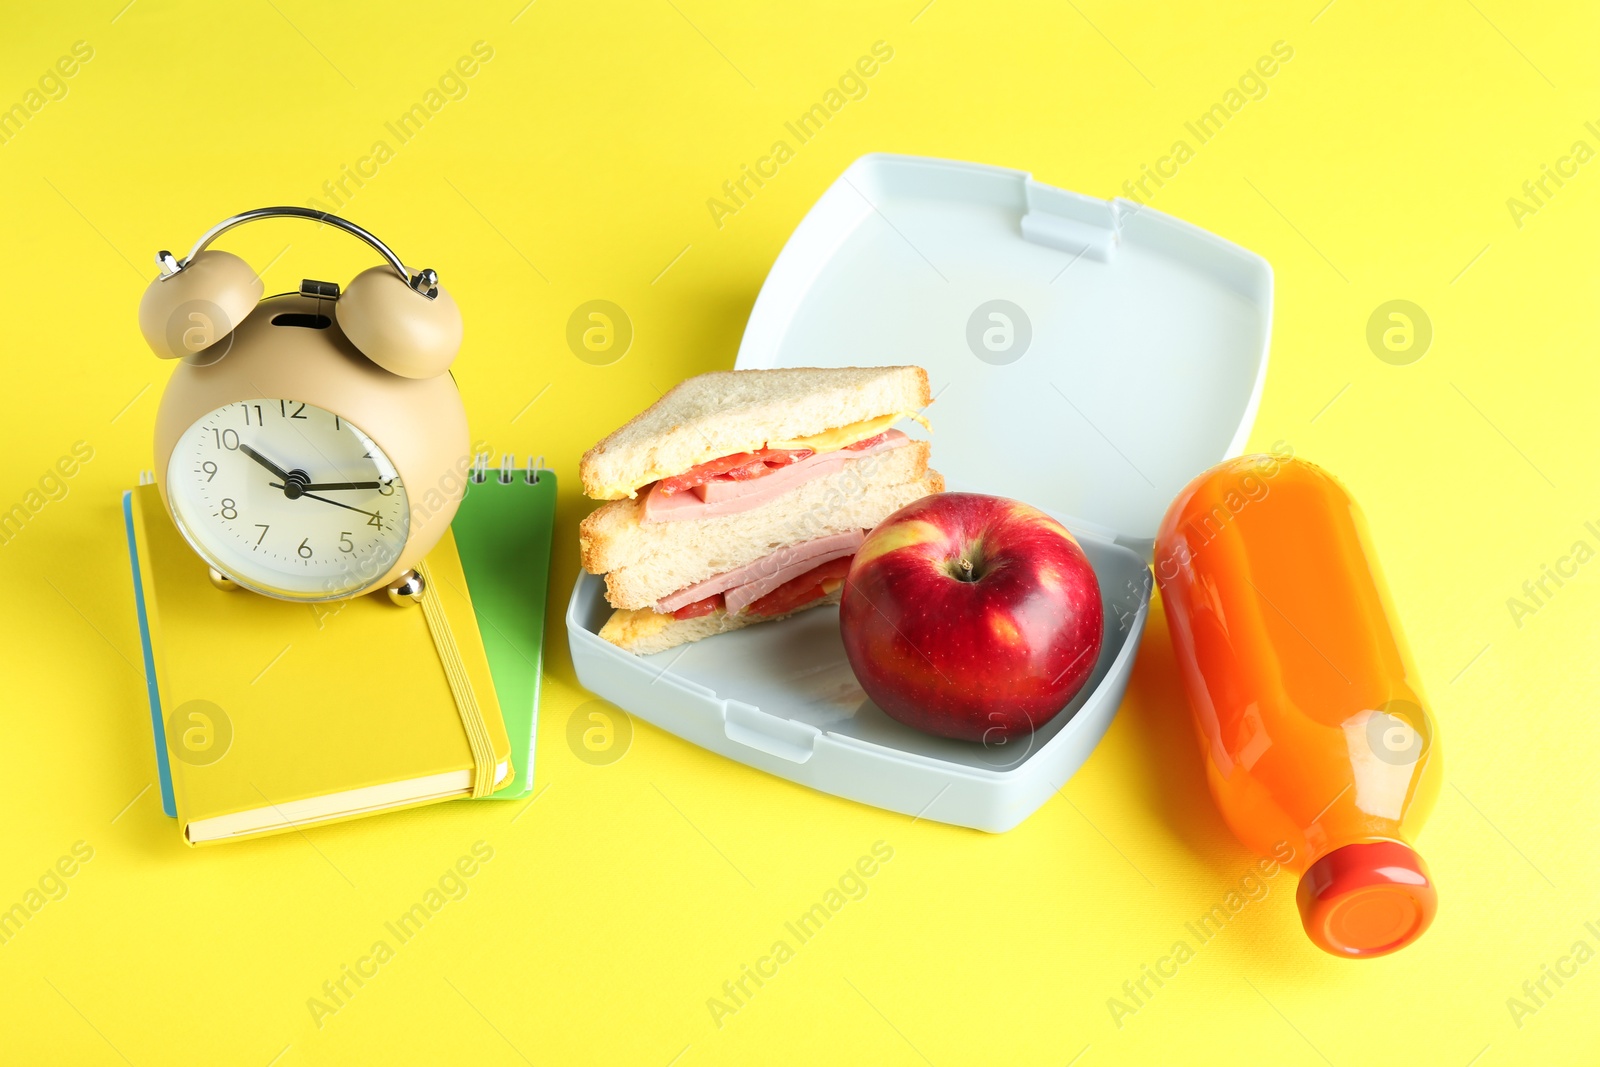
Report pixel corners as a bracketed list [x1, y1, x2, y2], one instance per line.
[579, 366, 942, 654]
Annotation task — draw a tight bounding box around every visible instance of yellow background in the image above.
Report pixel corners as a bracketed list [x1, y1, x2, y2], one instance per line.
[2, 1, 1597, 1063]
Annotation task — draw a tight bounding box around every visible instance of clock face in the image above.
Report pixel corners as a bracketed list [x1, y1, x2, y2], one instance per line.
[166, 399, 411, 600]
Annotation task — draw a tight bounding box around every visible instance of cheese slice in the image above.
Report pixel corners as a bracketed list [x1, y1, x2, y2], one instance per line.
[598, 604, 675, 646]
[768, 411, 929, 452]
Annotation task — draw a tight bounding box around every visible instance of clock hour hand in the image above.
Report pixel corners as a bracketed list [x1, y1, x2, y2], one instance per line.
[269, 483, 383, 522]
[295, 480, 387, 491]
[239, 443, 293, 482]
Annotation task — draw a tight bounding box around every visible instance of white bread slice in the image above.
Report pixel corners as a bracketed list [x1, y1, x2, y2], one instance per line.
[580, 442, 941, 610]
[599, 589, 843, 655]
[580, 366, 931, 500]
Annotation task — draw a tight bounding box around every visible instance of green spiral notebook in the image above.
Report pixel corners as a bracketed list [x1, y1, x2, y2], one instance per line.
[128, 454, 556, 815]
[451, 455, 556, 799]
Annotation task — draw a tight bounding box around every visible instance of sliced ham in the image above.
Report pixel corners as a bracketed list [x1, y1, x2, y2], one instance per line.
[641, 430, 909, 523]
[654, 530, 865, 615]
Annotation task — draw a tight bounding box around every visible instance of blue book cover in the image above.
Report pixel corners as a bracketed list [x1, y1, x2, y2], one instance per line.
[124, 490, 177, 818]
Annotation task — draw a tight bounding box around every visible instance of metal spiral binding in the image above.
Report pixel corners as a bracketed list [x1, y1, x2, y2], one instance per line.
[138, 469, 154, 486]
[471, 453, 546, 486]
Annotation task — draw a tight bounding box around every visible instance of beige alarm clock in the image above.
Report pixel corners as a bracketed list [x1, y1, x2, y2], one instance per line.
[137, 207, 469, 605]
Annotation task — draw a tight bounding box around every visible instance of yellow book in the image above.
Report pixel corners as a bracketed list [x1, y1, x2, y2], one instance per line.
[127, 484, 512, 845]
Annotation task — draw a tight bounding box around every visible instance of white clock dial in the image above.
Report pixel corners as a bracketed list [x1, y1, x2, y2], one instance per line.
[166, 399, 412, 600]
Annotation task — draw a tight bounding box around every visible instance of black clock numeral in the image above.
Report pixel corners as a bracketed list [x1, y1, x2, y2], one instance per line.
[219, 498, 238, 520]
[298, 538, 313, 558]
[280, 400, 307, 419]
[338, 531, 354, 553]
[334, 415, 341, 431]
[201, 461, 217, 481]
[378, 479, 397, 496]
[255, 524, 270, 545]
[366, 513, 385, 530]
[239, 403, 264, 425]
[211, 428, 240, 450]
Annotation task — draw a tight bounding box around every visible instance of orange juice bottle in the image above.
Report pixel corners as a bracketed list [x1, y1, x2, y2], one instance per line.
[1153, 453, 1441, 958]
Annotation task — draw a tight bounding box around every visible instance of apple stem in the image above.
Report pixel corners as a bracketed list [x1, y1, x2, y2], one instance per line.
[956, 557, 975, 582]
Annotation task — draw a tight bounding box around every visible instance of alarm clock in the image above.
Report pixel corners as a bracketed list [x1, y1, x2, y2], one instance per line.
[137, 207, 470, 605]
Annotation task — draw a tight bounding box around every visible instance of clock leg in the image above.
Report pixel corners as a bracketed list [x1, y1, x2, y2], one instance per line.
[208, 567, 241, 592]
[386, 569, 425, 607]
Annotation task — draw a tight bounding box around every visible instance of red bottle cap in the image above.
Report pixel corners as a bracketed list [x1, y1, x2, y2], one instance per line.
[1296, 841, 1436, 958]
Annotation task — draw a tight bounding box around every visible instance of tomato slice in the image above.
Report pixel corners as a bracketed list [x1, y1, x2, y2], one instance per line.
[655, 447, 815, 496]
[722, 449, 811, 481]
[747, 556, 854, 618]
[671, 593, 723, 620]
[845, 432, 890, 451]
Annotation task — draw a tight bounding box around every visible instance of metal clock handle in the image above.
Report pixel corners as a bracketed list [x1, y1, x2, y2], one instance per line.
[153, 206, 441, 299]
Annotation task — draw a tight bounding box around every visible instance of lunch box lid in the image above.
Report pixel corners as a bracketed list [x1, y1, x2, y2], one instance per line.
[734, 153, 1272, 558]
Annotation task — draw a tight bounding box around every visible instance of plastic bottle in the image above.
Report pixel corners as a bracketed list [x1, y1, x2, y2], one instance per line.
[1153, 452, 1441, 958]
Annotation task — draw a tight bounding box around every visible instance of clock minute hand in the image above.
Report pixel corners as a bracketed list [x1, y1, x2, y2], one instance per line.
[268, 482, 383, 521]
[239, 443, 293, 482]
[296, 480, 387, 491]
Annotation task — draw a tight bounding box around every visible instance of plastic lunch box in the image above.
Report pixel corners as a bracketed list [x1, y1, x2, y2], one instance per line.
[566, 153, 1271, 832]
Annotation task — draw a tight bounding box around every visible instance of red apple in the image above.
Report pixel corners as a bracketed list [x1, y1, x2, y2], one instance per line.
[839, 492, 1103, 742]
